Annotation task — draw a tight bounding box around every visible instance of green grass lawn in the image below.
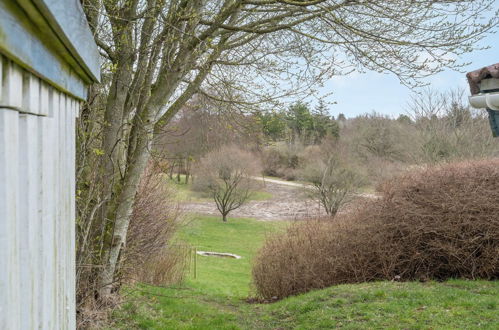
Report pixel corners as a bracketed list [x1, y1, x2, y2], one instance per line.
[111, 215, 499, 329]
[167, 174, 273, 202]
[177, 215, 287, 298]
[111, 215, 287, 329]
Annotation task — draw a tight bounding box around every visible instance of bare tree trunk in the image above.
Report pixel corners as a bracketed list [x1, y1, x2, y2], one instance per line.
[99, 123, 153, 297]
[185, 158, 190, 184]
[177, 158, 182, 183]
[169, 161, 174, 180]
[222, 213, 228, 222]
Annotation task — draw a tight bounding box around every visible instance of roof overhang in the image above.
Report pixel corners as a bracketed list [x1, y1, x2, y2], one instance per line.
[466, 63, 499, 95]
[0, 0, 100, 100]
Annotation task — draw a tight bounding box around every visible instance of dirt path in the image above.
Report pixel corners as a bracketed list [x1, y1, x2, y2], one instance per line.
[181, 177, 377, 221]
[181, 181, 323, 221]
[251, 176, 308, 188]
[253, 176, 378, 199]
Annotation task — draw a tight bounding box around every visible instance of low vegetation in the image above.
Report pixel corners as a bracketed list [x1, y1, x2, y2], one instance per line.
[111, 215, 287, 329]
[110, 214, 499, 329]
[124, 164, 187, 286]
[253, 160, 499, 300]
[77, 164, 186, 328]
[301, 154, 361, 217]
[113, 280, 499, 329]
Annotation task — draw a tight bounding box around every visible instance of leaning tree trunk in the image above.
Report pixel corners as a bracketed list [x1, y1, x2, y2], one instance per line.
[99, 122, 153, 297]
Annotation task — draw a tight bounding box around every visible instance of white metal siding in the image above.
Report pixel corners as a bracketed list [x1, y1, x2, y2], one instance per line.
[0, 54, 78, 329]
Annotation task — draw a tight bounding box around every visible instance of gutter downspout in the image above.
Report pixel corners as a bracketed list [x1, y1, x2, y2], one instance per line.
[468, 78, 499, 137]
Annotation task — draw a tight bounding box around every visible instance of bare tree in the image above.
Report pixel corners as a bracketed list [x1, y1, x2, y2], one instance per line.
[77, 0, 497, 299]
[152, 94, 263, 183]
[193, 146, 260, 222]
[302, 156, 360, 217]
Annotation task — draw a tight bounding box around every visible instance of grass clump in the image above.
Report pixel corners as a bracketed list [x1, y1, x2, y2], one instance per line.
[253, 159, 499, 300]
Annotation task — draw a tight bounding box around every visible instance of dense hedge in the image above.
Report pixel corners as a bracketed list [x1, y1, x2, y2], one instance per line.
[252, 160, 499, 299]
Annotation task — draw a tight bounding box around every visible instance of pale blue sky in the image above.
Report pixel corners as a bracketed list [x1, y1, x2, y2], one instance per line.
[318, 20, 499, 119]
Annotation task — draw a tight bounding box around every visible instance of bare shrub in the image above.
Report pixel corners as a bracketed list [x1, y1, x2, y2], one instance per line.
[364, 156, 408, 190]
[345, 113, 419, 163]
[124, 163, 187, 286]
[300, 155, 361, 216]
[261, 147, 283, 177]
[77, 164, 187, 327]
[253, 159, 499, 300]
[261, 142, 304, 180]
[130, 244, 191, 286]
[408, 88, 499, 163]
[193, 146, 261, 222]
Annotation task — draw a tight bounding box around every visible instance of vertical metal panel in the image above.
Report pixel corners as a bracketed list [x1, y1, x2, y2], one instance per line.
[0, 54, 78, 329]
[36, 112, 45, 329]
[0, 53, 3, 94]
[40, 80, 51, 116]
[39, 84, 48, 329]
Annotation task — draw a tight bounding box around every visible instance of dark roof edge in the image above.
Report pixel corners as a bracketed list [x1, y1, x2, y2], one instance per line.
[466, 63, 499, 95]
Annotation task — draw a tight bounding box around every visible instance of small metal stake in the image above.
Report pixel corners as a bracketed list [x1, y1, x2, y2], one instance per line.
[193, 247, 197, 279]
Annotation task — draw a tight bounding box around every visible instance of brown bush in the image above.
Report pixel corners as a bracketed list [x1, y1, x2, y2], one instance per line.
[130, 243, 191, 286]
[124, 163, 188, 286]
[252, 159, 499, 299]
[261, 143, 304, 179]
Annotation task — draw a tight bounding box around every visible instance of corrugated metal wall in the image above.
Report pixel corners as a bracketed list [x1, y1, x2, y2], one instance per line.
[0, 54, 78, 329]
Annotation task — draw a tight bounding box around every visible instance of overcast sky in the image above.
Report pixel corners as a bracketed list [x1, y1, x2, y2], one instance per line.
[317, 20, 499, 119]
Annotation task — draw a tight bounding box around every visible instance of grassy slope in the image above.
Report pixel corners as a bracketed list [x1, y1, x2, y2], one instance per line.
[112, 215, 499, 329]
[259, 280, 498, 329]
[177, 215, 286, 298]
[112, 216, 287, 329]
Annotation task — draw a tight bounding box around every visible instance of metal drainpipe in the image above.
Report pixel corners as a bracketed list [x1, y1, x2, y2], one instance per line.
[469, 78, 499, 137]
[487, 109, 499, 137]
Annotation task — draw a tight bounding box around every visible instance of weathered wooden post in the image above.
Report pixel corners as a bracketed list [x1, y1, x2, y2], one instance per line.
[0, 1, 99, 329]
